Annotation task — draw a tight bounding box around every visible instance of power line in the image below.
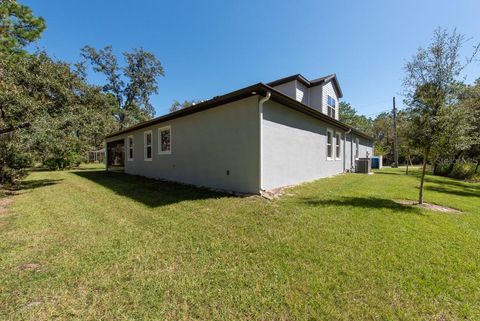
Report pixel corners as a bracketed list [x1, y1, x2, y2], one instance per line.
[364, 109, 391, 117]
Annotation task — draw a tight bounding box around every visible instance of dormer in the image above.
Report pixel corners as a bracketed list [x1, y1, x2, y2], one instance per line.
[267, 74, 343, 120]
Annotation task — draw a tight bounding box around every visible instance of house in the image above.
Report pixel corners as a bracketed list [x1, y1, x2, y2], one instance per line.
[105, 74, 374, 194]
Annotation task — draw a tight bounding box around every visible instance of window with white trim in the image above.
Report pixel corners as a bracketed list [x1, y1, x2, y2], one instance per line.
[355, 138, 359, 159]
[327, 95, 336, 118]
[327, 129, 333, 159]
[158, 126, 171, 155]
[144, 130, 152, 161]
[127, 135, 134, 161]
[335, 133, 341, 159]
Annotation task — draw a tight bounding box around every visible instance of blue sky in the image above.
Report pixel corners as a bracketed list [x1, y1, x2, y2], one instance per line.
[24, 0, 480, 117]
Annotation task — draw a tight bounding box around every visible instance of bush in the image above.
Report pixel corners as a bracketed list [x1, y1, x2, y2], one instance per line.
[0, 140, 32, 185]
[43, 151, 82, 170]
[435, 161, 480, 181]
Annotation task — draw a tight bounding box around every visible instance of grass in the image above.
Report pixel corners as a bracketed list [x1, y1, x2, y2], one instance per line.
[0, 165, 479, 320]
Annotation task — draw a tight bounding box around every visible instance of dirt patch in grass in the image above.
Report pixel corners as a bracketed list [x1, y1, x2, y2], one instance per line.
[0, 197, 13, 208]
[23, 301, 43, 309]
[393, 199, 461, 213]
[19, 263, 42, 272]
[0, 197, 13, 219]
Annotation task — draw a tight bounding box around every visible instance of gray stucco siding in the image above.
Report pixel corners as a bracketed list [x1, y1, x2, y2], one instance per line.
[261, 100, 346, 190]
[106, 96, 260, 193]
[344, 133, 374, 171]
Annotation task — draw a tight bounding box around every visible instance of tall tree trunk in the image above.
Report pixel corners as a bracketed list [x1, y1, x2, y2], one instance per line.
[445, 151, 462, 176]
[406, 155, 410, 175]
[475, 159, 480, 174]
[433, 156, 441, 175]
[418, 149, 429, 205]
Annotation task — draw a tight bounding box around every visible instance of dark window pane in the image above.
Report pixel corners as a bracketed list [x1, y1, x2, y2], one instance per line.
[161, 129, 170, 151]
[147, 146, 152, 158]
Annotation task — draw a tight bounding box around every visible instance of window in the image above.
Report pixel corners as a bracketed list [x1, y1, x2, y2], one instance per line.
[355, 138, 359, 159]
[127, 135, 134, 161]
[295, 88, 304, 102]
[158, 126, 171, 155]
[144, 130, 152, 161]
[335, 133, 341, 159]
[327, 129, 333, 159]
[327, 95, 336, 118]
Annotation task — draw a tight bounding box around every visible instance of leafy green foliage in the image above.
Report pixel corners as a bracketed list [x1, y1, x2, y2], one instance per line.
[81, 46, 165, 128]
[403, 28, 479, 202]
[169, 99, 203, 112]
[0, 52, 117, 183]
[0, 0, 45, 54]
[338, 101, 373, 134]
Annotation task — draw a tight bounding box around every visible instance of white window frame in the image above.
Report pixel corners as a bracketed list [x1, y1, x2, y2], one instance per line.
[327, 95, 336, 118]
[144, 130, 153, 161]
[326, 128, 334, 160]
[158, 125, 172, 155]
[355, 138, 360, 160]
[127, 135, 134, 161]
[335, 132, 342, 160]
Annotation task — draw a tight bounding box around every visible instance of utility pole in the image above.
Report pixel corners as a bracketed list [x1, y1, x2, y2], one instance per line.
[392, 96, 399, 168]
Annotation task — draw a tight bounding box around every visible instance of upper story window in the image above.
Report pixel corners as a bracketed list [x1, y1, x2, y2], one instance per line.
[327, 95, 336, 118]
[335, 133, 341, 159]
[327, 128, 333, 160]
[295, 88, 304, 102]
[127, 135, 134, 161]
[144, 130, 153, 161]
[158, 126, 171, 155]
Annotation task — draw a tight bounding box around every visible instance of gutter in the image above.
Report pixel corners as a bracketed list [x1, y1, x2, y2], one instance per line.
[258, 91, 271, 191]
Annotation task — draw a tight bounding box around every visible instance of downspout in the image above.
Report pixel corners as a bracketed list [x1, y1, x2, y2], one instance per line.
[344, 128, 351, 172]
[258, 91, 271, 192]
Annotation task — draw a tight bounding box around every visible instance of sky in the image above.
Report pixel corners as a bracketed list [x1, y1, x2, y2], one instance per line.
[23, 0, 480, 118]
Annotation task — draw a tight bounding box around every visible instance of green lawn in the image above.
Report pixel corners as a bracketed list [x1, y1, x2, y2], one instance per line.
[1, 166, 479, 320]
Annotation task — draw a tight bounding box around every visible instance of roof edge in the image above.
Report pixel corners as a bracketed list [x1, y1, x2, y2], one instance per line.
[105, 82, 370, 140]
[267, 73, 343, 98]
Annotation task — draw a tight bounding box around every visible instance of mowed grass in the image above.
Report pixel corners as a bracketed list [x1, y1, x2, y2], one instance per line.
[0, 166, 479, 320]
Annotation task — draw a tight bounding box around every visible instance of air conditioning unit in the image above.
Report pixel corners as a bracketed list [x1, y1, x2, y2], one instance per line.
[355, 158, 371, 174]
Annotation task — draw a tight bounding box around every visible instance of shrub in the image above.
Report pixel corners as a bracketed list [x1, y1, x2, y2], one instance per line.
[435, 161, 480, 181]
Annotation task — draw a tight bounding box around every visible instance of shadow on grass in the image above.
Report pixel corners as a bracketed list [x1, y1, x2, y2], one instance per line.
[18, 179, 63, 190]
[376, 169, 479, 195]
[73, 170, 231, 207]
[425, 185, 480, 198]
[298, 196, 422, 214]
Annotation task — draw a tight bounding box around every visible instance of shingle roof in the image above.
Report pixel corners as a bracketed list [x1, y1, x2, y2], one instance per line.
[267, 73, 343, 98]
[105, 81, 371, 140]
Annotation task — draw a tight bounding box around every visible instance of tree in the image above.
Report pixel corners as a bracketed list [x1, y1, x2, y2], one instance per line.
[339, 101, 373, 134]
[81, 46, 164, 128]
[0, 0, 45, 54]
[0, 51, 117, 179]
[169, 99, 203, 113]
[403, 28, 478, 204]
[370, 112, 393, 160]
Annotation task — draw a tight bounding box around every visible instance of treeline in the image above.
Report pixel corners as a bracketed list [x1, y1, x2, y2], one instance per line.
[340, 29, 479, 187]
[0, 0, 163, 184]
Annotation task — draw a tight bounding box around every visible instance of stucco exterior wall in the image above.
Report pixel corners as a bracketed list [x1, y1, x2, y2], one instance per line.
[106, 96, 260, 194]
[345, 133, 374, 171]
[261, 100, 347, 190]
